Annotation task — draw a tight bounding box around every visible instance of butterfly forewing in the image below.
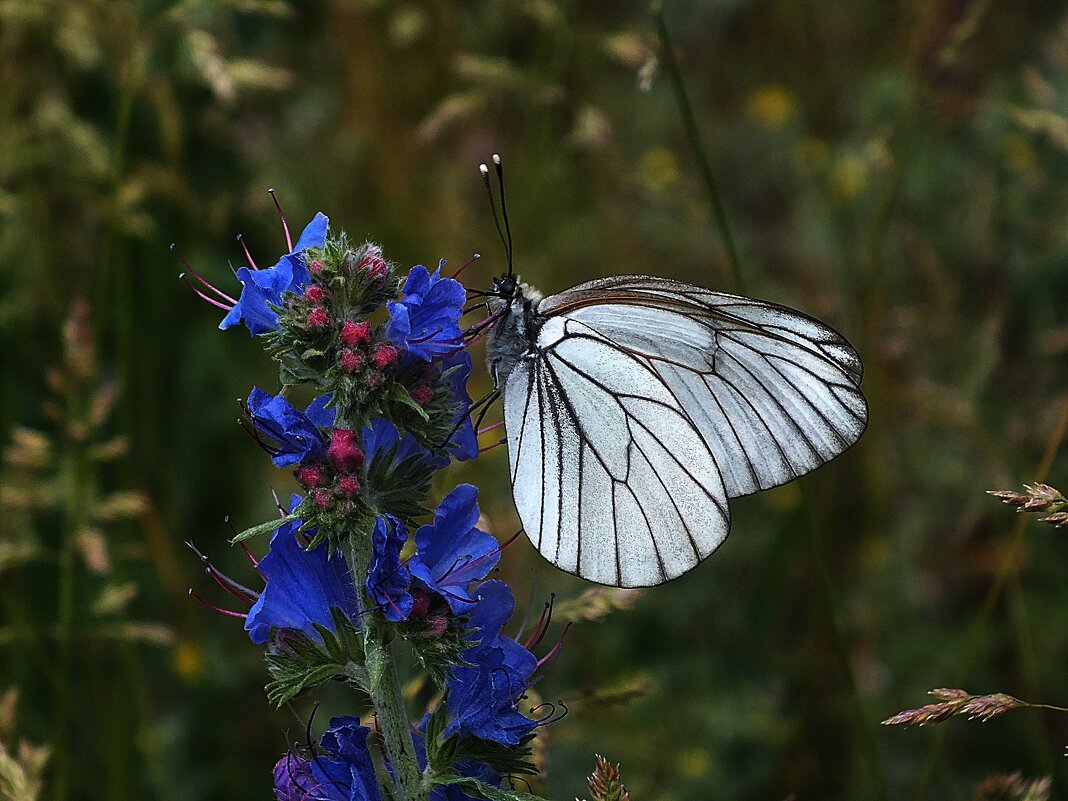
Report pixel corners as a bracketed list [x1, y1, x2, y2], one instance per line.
[503, 316, 731, 587]
[539, 275, 868, 499]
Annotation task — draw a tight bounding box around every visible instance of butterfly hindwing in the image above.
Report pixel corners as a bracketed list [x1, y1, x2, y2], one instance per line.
[503, 316, 731, 587]
[540, 275, 868, 498]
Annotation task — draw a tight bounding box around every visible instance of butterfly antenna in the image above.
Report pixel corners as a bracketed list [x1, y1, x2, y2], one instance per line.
[492, 154, 514, 276]
[480, 161, 511, 276]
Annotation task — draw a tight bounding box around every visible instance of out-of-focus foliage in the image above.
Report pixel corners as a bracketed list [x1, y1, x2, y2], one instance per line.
[2, 0, 1068, 799]
[0, 689, 49, 801]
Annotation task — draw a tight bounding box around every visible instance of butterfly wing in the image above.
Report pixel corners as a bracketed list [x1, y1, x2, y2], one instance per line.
[502, 315, 731, 587]
[539, 275, 868, 498]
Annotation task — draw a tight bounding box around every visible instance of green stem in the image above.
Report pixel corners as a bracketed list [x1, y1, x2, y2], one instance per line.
[653, 2, 744, 293]
[52, 435, 88, 801]
[347, 539, 427, 801]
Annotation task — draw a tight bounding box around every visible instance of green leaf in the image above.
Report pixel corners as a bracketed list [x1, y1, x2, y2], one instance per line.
[231, 513, 297, 544]
[391, 385, 431, 421]
[433, 775, 548, 801]
[264, 610, 365, 706]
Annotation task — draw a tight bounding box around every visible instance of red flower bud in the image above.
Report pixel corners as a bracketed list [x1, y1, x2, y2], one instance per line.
[305, 285, 328, 303]
[336, 475, 361, 497]
[308, 259, 325, 273]
[328, 429, 364, 473]
[340, 349, 363, 373]
[371, 343, 399, 369]
[410, 385, 434, 406]
[295, 464, 325, 489]
[340, 320, 372, 347]
[313, 489, 332, 510]
[307, 307, 331, 328]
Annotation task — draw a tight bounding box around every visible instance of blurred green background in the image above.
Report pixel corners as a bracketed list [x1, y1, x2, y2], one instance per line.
[3, 1, 1068, 799]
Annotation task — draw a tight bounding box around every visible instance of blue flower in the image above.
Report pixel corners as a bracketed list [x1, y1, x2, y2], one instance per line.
[221, 212, 329, 335]
[304, 392, 337, 428]
[409, 485, 499, 615]
[245, 496, 358, 645]
[363, 418, 443, 472]
[442, 580, 538, 746]
[308, 717, 382, 801]
[272, 752, 316, 801]
[441, 350, 478, 462]
[386, 264, 466, 360]
[246, 388, 329, 468]
[366, 515, 413, 622]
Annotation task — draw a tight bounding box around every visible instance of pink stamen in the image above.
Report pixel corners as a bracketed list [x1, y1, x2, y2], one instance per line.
[478, 421, 504, 436]
[180, 277, 232, 311]
[172, 244, 238, 304]
[463, 308, 505, 338]
[451, 253, 481, 280]
[236, 234, 260, 270]
[268, 188, 293, 252]
[479, 437, 507, 454]
[240, 542, 259, 567]
[188, 589, 248, 620]
[536, 622, 572, 668]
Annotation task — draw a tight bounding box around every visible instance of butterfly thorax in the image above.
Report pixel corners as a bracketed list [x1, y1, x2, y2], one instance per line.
[486, 277, 544, 388]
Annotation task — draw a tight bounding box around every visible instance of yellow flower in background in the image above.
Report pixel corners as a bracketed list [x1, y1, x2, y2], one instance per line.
[678, 746, 712, 778]
[747, 84, 796, 129]
[639, 147, 680, 193]
[829, 153, 869, 200]
[172, 641, 203, 679]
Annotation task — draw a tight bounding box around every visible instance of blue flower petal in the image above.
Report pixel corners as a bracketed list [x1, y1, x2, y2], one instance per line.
[246, 388, 329, 468]
[219, 213, 328, 336]
[409, 485, 499, 614]
[310, 717, 382, 801]
[245, 496, 358, 645]
[386, 265, 466, 360]
[366, 515, 413, 622]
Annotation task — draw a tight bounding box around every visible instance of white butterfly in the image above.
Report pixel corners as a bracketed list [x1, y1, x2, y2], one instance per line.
[476, 156, 867, 588]
[484, 273, 867, 588]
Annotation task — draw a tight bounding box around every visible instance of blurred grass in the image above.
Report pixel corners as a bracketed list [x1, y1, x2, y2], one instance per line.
[3, 0, 1068, 799]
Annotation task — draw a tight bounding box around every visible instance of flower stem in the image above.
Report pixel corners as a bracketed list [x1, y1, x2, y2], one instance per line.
[653, 1, 744, 293]
[347, 538, 427, 801]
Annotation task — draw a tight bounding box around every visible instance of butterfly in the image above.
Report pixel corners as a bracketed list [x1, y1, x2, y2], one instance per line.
[475, 157, 867, 588]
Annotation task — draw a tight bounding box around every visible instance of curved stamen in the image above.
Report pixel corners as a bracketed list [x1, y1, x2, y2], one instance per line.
[188, 589, 247, 620]
[236, 234, 260, 271]
[451, 253, 481, 280]
[268, 188, 293, 252]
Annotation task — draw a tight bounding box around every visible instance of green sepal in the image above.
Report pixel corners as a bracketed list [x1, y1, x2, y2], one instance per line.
[450, 733, 540, 780]
[264, 608, 366, 706]
[390, 384, 431, 422]
[363, 447, 434, 524]
[431, 774, 547, 801]
[230, 512, 298, 544]
[404, 624, 473, 689]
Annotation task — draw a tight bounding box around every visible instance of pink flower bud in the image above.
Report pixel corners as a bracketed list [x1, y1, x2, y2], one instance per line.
[305, 285, 328, 303]
[307, 307, 331, 328]
[328, 429, 364, 473]
[410, 385, 433, 406]
[371, 343, 399, 369]
[340, 320, 372, 347]
[336, 475, 361, 497]
[313, 489, 332, 510]
[340, 349, 363, 373]
[295, 465, 325, 489]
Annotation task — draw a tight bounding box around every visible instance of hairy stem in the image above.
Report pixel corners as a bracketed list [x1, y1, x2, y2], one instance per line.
[347, 538, 427, 801]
